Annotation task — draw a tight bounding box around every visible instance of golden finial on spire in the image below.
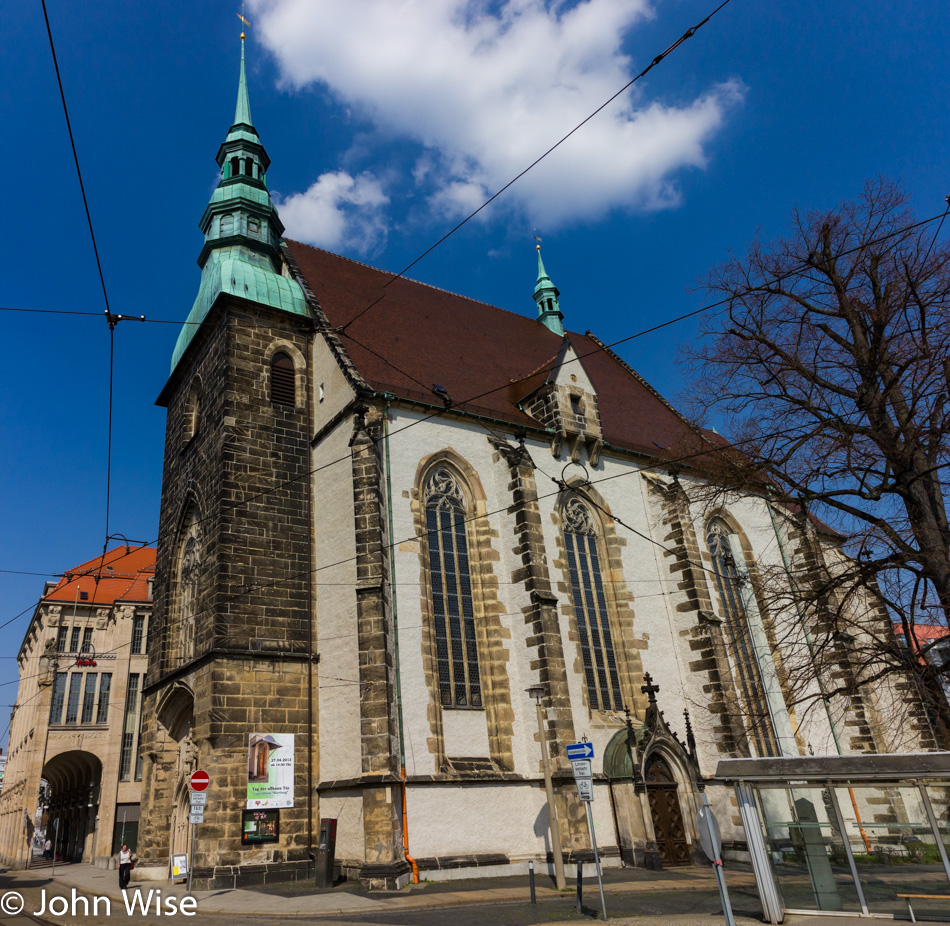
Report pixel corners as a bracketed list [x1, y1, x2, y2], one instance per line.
[532, 228, 542, 251]
[238, 6, 250, 41]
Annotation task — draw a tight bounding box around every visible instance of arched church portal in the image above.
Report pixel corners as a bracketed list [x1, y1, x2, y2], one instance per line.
[644, 753, 691, 866]
[156, 684, 196, 860]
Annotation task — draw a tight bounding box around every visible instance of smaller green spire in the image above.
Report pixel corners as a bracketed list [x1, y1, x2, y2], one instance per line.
[234, 36, 253, 127]
[533, 244, 565, 336]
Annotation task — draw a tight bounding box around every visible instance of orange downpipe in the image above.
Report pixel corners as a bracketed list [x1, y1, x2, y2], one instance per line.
[848, 786, 872, 853]
[401, 768, 419, 883]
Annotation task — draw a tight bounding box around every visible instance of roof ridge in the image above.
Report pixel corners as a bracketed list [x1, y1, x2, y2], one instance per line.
[114, 559, 156, 602]
[285, 238, 550, 325]
[510, 345, 565, 385]
[579, 331, 704, 434]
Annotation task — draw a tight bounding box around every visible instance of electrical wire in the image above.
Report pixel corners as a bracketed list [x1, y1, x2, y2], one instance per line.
[338, 0, 735, 332]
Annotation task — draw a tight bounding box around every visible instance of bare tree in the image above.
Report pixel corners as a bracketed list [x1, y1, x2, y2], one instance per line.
[681, 177, 950, 737]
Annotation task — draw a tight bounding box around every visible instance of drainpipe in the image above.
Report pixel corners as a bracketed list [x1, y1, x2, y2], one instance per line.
[381, 395, 418, 884]
[306, 331, 317, 878]
[765, 492, 871, 852]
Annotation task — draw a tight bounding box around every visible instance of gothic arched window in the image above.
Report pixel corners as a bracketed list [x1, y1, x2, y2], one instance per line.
[175, 511, 201, 666]
[706, 519, 778, 757]
[424, 467, 482, 708]
[562, 497, 623, 711]
[270, 352, 296, 406]
[183, 379, 201, 443]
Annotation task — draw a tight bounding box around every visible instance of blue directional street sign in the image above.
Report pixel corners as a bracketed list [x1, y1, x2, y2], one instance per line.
[566, 742, 595, 760]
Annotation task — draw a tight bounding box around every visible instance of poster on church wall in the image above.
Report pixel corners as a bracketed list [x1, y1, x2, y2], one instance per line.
[246, 733, 294, 808]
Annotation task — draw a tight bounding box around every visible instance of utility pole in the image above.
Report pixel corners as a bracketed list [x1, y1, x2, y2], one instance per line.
[526, 685, 566, 890]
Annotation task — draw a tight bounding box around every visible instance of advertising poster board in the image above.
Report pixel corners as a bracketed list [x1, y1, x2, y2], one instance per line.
[241, 809, 280, 845]
[247, 733, 294, 808]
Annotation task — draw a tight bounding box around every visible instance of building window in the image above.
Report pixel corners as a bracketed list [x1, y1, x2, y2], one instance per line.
[65, 674, 83, 724]
[562, 497, 623, 712]
[96, 673, 112, 724]
[175, 511, 201, 666]
[49, 673, 67, 724]
[424, 467, 482, 708]
[220, 212, 234, 236]
[69, 627, 81, 653]
[248, 216, 260, 237]
[706, 519, 779, 757]
[81, 673, 98, 723]
[184, 380, 201, 443]
[570, 394, 586, 427]
[56, 627, 68, 652]
[131, 615, 145, 655]
[82, 627, 93, 650]
[270, 352, 296, 406]
[120, 674, 140, 781]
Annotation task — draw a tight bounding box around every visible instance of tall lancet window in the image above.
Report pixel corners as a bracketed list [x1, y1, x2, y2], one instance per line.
[706, 519, 780, 757]
[425, 467, 482, 708]
[176, 511, 201, 666]
[563, 497, 623, 711]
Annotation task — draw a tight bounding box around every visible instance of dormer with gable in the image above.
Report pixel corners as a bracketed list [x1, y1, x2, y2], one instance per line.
[518, 248, 604, 464]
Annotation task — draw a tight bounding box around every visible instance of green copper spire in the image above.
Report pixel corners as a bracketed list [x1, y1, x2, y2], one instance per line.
[234, 37, 253, 127]
[533, 244, 564, 336]
[170, 39, 306, 374]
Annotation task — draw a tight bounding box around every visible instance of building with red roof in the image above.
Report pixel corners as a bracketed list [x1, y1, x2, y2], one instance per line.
[0, 546, 154, 869]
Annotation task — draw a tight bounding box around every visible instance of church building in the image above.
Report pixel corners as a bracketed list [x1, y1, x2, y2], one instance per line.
[136, 40, 934, 890]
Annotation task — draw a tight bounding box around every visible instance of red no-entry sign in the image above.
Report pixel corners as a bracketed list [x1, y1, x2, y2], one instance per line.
[189, 770, 210, 792]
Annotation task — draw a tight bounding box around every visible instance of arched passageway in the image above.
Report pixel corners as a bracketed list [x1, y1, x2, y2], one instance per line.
[41, 751, 103, 864]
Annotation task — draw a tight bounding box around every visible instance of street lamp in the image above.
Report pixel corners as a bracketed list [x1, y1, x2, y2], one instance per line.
[526, 685, 566, 890]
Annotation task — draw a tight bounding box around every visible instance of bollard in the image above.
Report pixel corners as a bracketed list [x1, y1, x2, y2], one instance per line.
[576, 860, 584, 913]
[528, 860, 536, 904]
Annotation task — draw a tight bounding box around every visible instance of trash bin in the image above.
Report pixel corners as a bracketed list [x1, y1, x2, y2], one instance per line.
[314, 818, 337, 888]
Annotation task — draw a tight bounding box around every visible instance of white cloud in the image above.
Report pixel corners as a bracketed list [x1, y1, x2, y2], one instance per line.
[274, 170, 389, 253]
[252, 0, 743, 237]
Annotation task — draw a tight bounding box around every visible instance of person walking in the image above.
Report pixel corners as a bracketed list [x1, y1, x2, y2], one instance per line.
[43, 838, 52, 860]
[117, 844, 133, 889]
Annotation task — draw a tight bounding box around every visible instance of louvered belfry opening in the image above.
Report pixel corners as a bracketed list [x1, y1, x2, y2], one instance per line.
[270, 352, 296, 406]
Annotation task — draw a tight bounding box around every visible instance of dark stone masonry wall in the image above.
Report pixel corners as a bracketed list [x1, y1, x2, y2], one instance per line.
[139, 296, 316, 888]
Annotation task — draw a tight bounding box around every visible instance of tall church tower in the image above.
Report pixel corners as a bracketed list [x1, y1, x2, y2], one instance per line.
[137, 37, 317, 887]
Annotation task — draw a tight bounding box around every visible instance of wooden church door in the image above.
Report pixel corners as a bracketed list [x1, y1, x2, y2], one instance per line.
[645, 755, 691, 866]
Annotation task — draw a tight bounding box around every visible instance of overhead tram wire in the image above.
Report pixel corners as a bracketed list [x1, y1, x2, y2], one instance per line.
[40, 0, 146, 579]
[113, 206, 948, 548]
[134, 416, 839, 643]
[1, 0, 737, 337]
[3, 207, 946, 558]
[337, 0, 735, 333]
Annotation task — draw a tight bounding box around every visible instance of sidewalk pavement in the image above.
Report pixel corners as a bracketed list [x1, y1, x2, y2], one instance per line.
[10, 861, 758, 919]
[3, 861, 946, 926]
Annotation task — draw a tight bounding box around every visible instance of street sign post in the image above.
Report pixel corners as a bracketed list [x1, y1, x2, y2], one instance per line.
[698, 792, 736, 926]
[186, 770, 209, 895]
[569, 741, 605, 921]
[566, 742, 595, 760]
[190, 791, 207, 806]
[571, 758, 592, 779]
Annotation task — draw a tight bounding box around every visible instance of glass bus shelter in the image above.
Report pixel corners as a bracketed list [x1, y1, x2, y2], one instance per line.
[715, 753, 950, 923]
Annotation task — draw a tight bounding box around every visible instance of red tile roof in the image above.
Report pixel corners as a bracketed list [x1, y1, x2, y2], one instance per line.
[43, 546, 155, 606]
[286, 241, 700, 459]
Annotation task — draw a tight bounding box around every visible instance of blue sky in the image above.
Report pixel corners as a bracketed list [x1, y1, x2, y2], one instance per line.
[1, 0, 948, 738]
